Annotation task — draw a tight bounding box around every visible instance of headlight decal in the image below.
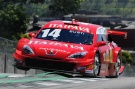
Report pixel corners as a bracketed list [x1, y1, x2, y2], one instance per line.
[23, 45, 34, 54]
[68, 52, 87, 58]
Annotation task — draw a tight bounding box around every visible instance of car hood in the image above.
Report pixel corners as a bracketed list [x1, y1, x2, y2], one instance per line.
[27, 38, 92, 59]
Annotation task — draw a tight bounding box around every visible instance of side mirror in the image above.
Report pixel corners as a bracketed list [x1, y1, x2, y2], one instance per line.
[29, 32, 36, 38]
[96, 41, 106, 47]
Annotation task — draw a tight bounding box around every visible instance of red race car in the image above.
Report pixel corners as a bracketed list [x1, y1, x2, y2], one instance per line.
[13, 19, 127, 78]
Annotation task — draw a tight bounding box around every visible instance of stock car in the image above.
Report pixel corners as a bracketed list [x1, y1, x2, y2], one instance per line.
[13, 19, 127, 78]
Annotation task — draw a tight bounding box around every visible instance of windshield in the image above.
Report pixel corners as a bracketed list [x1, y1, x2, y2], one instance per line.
[36, 28, 93, 44]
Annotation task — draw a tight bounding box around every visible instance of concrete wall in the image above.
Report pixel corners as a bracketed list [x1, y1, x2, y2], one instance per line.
[0, 53, 44, 75]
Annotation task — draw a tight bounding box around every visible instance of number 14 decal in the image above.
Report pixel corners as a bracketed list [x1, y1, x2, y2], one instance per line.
[42, 29, 61, 38]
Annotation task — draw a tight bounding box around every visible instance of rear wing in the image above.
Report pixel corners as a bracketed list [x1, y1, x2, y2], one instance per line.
[107, 30, 127, 39]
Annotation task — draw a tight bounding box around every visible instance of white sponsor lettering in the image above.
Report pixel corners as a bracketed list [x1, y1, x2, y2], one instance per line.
[57, 24, 63, 28]
[28, 41, 84, 50]
[70, 45, 84, 50]
[48, 24, 89, 33]
[40, 41, 47, 44]
[85, 70, 93, 73]
[100, 70, 106, 73]
[28, 41, 33, 44]
[39, 48, 68, 53]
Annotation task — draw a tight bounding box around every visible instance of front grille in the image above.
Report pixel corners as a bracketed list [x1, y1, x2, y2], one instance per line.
[37, 56, 61, 60]
[25, 58, 76, 71]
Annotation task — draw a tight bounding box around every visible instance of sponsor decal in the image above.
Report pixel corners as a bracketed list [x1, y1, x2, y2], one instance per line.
[100, 70, 106, 74]
[85, 70, 93, 74]
[39, 47, 69, 55]
[28, 41, 84, 50]
[103, 50, 110, 61]
[96, 27, 107, 34]
[48, 24, 90, 33]
[103, 45, 113, 62]
[101, 64, 107, 69]
[42, 29, 61, 38]
[100, 64, 107, 74]
[45, 48, 58, 56]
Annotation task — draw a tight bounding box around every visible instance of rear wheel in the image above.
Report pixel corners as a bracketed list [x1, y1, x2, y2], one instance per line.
[106, 54, 121, 78]
[114, 55, 121, 78]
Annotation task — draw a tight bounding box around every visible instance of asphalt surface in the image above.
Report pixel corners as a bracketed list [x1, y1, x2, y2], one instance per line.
[0, 71, 134, 89]
[0, 65, 133, 89]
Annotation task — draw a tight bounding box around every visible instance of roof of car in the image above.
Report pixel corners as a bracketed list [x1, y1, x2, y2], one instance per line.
[42, 19, 103, 34]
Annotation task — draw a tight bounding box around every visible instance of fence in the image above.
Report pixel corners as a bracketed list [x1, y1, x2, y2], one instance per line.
[0, 37, 43, 75]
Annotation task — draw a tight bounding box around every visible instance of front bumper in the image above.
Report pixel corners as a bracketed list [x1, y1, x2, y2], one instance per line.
[26, 58, 76, 71]
[13, 52, 94, 73]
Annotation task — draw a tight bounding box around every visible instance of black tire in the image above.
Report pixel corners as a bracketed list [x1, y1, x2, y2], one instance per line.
[93, 53, 101, 77]
[82, 53, 100, 77]
[114, 55, 121, 78]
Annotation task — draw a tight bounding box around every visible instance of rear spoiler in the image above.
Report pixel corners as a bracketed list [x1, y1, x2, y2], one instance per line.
[107, 30, 127, 39]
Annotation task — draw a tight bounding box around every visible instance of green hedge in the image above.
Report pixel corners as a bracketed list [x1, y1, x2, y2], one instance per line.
[122, 51, 134, 65]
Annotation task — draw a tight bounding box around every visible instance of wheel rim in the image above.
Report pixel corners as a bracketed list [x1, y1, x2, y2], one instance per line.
[94, 55, 100, 76]
[116, 56, 121, 76]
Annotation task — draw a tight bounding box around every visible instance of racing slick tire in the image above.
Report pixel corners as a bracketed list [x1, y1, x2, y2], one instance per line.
[82, 53, 100, 77]
[114, 55, 121, 78]
[106, 54, 121, 78]
[93, 53, 101, 77]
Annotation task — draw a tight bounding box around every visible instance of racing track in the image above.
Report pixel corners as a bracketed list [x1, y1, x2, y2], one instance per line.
[0, 70, 134, 89]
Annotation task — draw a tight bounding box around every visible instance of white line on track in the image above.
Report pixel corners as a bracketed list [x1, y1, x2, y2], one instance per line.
[35, 82, 61, 86]
[55, 79, 85, 83]
[72, 78, 98, 82]
[8, 74, 27, 78]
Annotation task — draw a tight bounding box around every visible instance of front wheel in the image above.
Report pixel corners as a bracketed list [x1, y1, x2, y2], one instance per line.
[82, 53, 100, 77]
[93, 53, 101, 77]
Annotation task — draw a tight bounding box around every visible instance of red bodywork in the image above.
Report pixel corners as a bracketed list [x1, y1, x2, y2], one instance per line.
[13, 20, 127, 77]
